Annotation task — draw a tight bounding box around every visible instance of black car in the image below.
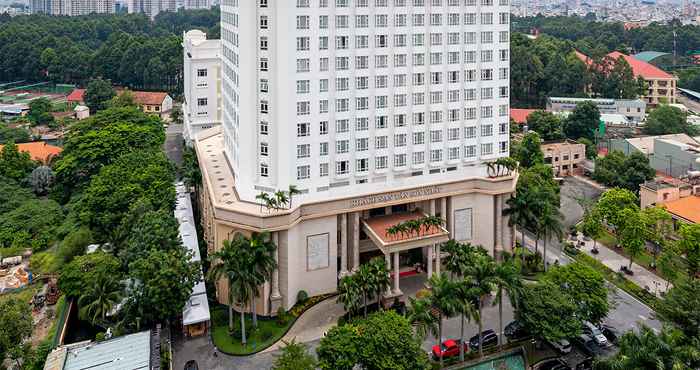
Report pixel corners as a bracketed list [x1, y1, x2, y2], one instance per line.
[184, 360, 198, 370]
[537, 358, 571, 370]
[469, 329, 498, 349]
[600, 325, 619, 344]
[504, 320, 528, 341]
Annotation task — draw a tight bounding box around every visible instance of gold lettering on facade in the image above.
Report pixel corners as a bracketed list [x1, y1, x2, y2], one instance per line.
[350, 186, 441, 208]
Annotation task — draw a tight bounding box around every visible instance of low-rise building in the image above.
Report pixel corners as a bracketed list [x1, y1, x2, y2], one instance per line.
[541, 140, 586, 176]
[182, 30, 221, 146]
[640, 176, 700, 227]
[131, 91, 173, 120]
[546, 97, 646, 124]
[610, 134, 700, 178]
[0, 142, 62, 164]
[43, 330, 160, 370]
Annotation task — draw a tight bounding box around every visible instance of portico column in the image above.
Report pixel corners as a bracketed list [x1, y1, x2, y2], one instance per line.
[393, 252, 402, 295]
[429, 199, 436, 215]
[340, 214, 348, 276]
[270, 232, 282, 313]
[352, 212, 360, 270]
[426, 244, 433, 277]
[385, 253, 392, 296]
[440, 198, 447, 223]
[435, 244, 441, 275]
[495, 195, 503, 258]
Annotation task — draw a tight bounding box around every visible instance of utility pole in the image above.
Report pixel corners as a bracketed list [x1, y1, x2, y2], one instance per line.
[667, 155, 673, 177]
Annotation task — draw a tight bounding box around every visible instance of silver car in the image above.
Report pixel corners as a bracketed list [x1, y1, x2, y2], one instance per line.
[583, 321, 609, 347]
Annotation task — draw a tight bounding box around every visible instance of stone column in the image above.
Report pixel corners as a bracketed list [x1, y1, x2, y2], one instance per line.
[435, 244, 441, 275]
[352, 212, 360, 270]
[270, 232, 282, 313]
[385, 253, 392, 296]
[495, 195, 503, 258]
[429, 199, 436, 215]
[426, 245, 433, 277]
[440, 198, 447, 223]
[393, 252, 402, 295]
[340, 214, 348, 276]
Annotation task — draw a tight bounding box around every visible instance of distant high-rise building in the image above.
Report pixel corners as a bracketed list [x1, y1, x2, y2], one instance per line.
[128, 0, 175, 18]
[184, 0, 210, 9]
[182, 30, 221, 145]
[30, 0, 114, 15]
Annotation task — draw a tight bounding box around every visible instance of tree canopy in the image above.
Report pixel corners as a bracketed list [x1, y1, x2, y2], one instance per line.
[84, 78, 116, 113]
[543, 262, 609, 324]
[517, 282, 582, 342]
[643, 105, 697, 136]
[593, 151, 654, 192]
[564, 101, 600, 141]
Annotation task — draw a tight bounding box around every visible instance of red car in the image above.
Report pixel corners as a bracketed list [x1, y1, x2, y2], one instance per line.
[432, 339, 469, 360]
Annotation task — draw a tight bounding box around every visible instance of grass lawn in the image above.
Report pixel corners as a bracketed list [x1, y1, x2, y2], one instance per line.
[597, 230, 617, 248]
[0, 283, 41, 304]
[211, 306, 293, 355]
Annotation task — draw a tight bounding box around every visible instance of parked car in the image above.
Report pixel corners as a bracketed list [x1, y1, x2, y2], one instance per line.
[583, 321, 609, 347]
[537, 358, 571, 370]
[504, 320, 528, 341]
[600, 324, 619, 344]
[547, 338, 572, 354]
[431, 339, 469, 360]
[469, 329, 498, 350]
[576, 334, 605, 356]
[184, 360, 198, 370]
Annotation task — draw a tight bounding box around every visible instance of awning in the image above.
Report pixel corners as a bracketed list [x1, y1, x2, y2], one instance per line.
[362, 211, 449, 254]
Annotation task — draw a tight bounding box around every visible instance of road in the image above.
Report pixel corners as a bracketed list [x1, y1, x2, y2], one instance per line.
[164, 121, 183, 166]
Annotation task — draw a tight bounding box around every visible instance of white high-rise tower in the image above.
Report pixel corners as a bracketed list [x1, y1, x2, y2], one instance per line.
[198, 0, 516, 315]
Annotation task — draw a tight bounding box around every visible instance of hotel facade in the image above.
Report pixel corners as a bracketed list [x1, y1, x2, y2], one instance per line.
[196, 0, 516, 315]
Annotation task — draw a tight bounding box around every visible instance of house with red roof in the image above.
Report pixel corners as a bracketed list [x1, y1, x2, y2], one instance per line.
[66, 89, 85, 107]
[0, 142, 62, 164]
[575, 50, 678, 106]
[128, 91, 173, 120]
[510, 108, 537, 125]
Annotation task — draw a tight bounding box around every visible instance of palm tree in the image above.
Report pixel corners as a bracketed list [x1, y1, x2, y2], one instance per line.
[287, 185, 302, 209]
[492, 259, 522, 348]
[255, 192, 270, 213]
[208, 236, 254, 344]
[455, 279, 479, 362]
[442, 240, 465, 279]
[247, 231, 278, 328]
[428, 273, 459, 369]
[395, 223, 409, 239]
[367, 257, 390, 310]
[337, 275, 362, 318]
[356, 264, 373, 317]
[539, 203, 564, 272]
[504, 193, 533, 269]
[407, 296, 439, 341]
[78, 274, 123, 326]
[274, 190, 289, 209]
[465, 253, 497, 357]
[406, 219, 421, 237]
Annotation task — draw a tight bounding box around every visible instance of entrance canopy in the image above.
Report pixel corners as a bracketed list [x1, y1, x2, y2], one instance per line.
[362, 211, 449, 254]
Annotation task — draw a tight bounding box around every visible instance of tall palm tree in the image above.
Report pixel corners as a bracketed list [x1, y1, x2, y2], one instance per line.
[208, 236, 254, 344]
[465, 253, 497, 357]
[455, 279, 479, 362]
[255, 192, 270, 213]
[539, 203, 564, 272]
[246, 231, 278, 328]
[287, 185, 302, 209]
[428, 273, 459, 369]
[492, 259, 522, 348]
[407, 296, 439, 341]
[442, 240, 465, 279]
[274, 190, 289, 209]
[367, 257, 390, 310]
[357, 263, 373, 318]
[78, 274, 123, 326]
[504, 193, 533, 268]
[337, 275, 362, 318]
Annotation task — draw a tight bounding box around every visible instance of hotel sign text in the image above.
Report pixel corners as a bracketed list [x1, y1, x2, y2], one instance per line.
[350, 186, 441, 208]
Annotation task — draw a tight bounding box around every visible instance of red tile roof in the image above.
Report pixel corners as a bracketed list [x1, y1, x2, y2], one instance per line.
[0, 142, 62, 164]
[66, 89, 85, 102]
[608, 51, 674, 79]
[663, 196, 700, 224]
[129, 91, 169, 106]
[574, 50, 593, 66]
[364, 211, 444, 244]
[510, 108, 537, 124]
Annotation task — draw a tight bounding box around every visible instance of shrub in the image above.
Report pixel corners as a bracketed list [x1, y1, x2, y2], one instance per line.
[260, 328, 274, 342]
[95, 332, 106, 342]
[276, 306, 288, 326]
[296, 290, 308, 303]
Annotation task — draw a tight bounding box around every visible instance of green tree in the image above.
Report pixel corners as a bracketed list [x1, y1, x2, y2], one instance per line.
[29, 165, 54, 195]
[642, 206, 672, 267]
[577, 137, 598, 159]
[355, 311, 430, 370]
[79, 149, 175, 238]
[78, 274, 123, 325]
[621, 152, 655, 191]
[118, 206, 182, 266]
[594, 326, 700, 370]
[518, 282, 581, 342]
[513, 131, 545, 168]
[676, 223, 700, 277]
[564, 101, 600, 141]
[127, 247, 199, 326]
[84, 78, 116, 113]
[0, 141, 35, 181]
[538, 202, 564, 272]
[656, 279, 700, 340]
[317, 324, 361, 370]
[246, 231, 278, 328]
[272, 339, 317, 370]
[581, 207, 604, 253]
[28, 97, 54, 126]
[0, 124, 31, 144]
[464, 253, 497, 357]
[592, 150, 626, 188]
[544, 262, 609, 323]
[58, 251, 122, 298]
[493, 259, 523, 347]
[644, 105, 697, 136]
[0, 197, 63, 250]
[0, 298, 33, 368]
[590, 55, 646, 99]
[427, 273, 458, 366]
[619, 208, 647, 270]
[454, 279, 479, 362]
[57, 227, 93, 264]
[595, 188, 638, 233]
[526, 110, 565, 141]
[337, 275, 362, 318]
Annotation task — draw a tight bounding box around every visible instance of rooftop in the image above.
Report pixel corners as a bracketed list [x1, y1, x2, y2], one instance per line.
[618, 134, 699, 154]
[66, 89, 85, 102]
[44, 331, 152, 370]
[510, 108, 537, 124]
[663, 196, 700, 224]
[575, 50, 675, 79]
[0, 141, 62, 163]
[632, 51, 671, 63]
[362, 211, 449, 253]
[130, 91, 169, 106]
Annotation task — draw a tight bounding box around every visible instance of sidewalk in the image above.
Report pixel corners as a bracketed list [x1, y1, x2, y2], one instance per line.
[572, 233, 672, 297]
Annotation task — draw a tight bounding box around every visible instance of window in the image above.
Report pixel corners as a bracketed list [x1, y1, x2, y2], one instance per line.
[296, 80, 309, 94]
[260, 163, 269, 177]
[197, 98, 207, 106]
[319, 121, 328, 135]
[481, 143, 493, 155]
[464, 145, 476, 158]
[375, 156, 388, 169]
[356, 138, 369, 151]
[430, 149, 442, 162]
[336, 140, 349, 153]
[413, 132, 425, 145]
[297, 123, 310, 137]
[260, 143, 268, 156]
[320, 142, 329, 156]
[413, 151, 424, 165]
[356, 158, 369, 172]
[297, 165, 310, 180]
[297, 144, 310, 158]
[260, 121, 268, 135]
[320, 163, 329, 177]
[394, 154, 406, 167]
[197, 69, 207, 77]
[336, 160, 349, 175]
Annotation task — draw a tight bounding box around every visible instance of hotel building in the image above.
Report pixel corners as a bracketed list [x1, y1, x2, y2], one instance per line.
[196, 0, 516, 315]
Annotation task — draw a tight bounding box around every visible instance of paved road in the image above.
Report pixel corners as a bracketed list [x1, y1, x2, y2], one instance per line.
[164, 122, 184, 167]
